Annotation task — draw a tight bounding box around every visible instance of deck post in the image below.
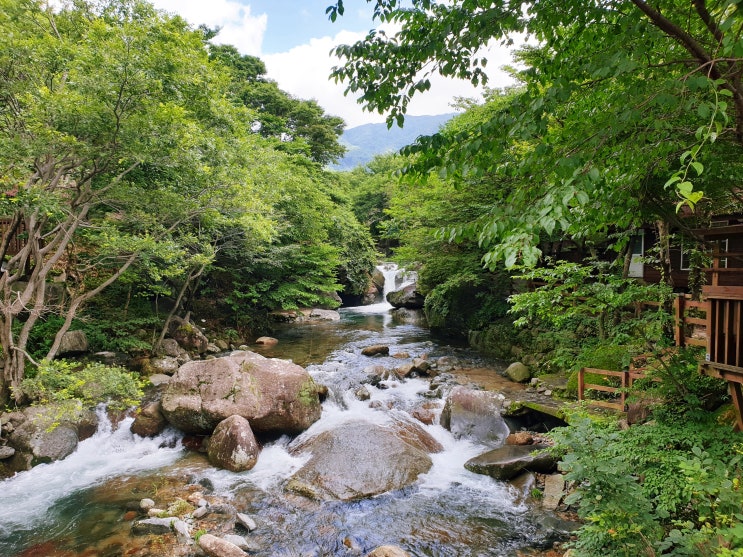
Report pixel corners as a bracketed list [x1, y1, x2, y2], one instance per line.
[730, 383, 743, 432]
[674, 294, 685, 347]
[578, 368, 585, 402]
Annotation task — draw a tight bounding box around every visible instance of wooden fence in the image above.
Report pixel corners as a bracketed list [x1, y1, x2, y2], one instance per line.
[579, 294, 708, 411]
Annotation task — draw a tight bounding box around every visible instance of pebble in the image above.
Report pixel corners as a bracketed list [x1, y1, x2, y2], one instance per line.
[139, 498, 155, 510]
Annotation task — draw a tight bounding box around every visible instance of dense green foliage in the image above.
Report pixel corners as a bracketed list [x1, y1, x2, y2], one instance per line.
[0, 0, 375, 402]
[330, 0, 743, 269]
[19, 360, 144, 412]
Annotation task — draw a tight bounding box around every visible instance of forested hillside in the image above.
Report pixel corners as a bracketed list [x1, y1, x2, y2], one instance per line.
[334, 113, 455, 170]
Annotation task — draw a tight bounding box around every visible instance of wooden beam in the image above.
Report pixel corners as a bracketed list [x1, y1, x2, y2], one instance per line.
[730, 383, 743, 432]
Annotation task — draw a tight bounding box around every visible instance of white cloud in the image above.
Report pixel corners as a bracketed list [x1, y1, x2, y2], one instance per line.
[264, 30, 516, 128]
[151, 0, 267, 55]
[150, 0, 518, 128]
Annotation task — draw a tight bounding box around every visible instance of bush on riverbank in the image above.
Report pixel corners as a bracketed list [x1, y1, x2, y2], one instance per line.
[551, 353, 743, 557]
[18, 360, 144, 412]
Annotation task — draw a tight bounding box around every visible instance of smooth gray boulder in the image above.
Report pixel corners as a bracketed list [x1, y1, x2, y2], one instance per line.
[286, 418, 441, 501]
[198, 533, 248, 557]
[58, 330, 89, 354]
[464, 444, 558, 480]
[386, 284, 425, 309]
[207, 415, 260, 472]
[161, 350, 322, 435]
[505, 362, 531, 383]
[8, 402, 97, 466]
[440, 386, 510, 447]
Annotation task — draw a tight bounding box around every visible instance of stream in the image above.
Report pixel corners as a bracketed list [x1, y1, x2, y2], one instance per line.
[0, 265, 563, 557]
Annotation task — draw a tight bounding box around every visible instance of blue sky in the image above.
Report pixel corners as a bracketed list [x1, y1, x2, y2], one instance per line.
[150, 0, 516, 127]
[246, 1, 375, 54]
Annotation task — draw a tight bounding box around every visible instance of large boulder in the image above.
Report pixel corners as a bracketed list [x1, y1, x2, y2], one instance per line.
[464, 444, 558, 480]
[57, 330, 89, 355]
[8, 402, 98, 467]
[207, 415, 260, 472]
[198, 533, 248, 557]
[168, 317, 209, 354]
[386, 284, 425, 309]
[505, 362, 531, 383]
[286, 418, 440, 501]
[366, 547, 411, 557]
[440, 386, 510, 447]
[130, 400, 167, 437]
[161, 351, 322, 435]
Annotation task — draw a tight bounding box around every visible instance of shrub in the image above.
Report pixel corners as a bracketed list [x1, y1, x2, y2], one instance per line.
[19, 360, 144, 411]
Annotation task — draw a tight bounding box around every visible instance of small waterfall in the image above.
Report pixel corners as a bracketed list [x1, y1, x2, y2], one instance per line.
[378, 262, 416, 298]
[0, 406, 184, 541]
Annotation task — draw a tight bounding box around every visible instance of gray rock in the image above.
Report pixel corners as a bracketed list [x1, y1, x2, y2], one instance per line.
[366, 546, 412, 557]
[168, 317, 209, 354]
[440, 386, 510, 447]
[173, 519, 191, 544]
[58, 330, 89, 354]
[386, 284, 425, 309]
[159, 338, 183, 357]
[0, 446, 15, 460]
[161, 350, 322, 435]
[254, 336, 278, 345]
[222, 534, 260, 552]
[140, 498, 156, 510]
[198, 533, 248, 557]
[130, 401, 167, 438]
[131, 517, 177, 535]
[542, 473, 565, 510]
[309, 309, 341, 321]
[148, 374, 171, 387]
[355, 385, 371, 401]
[207, 415, 260, 472]
[206, 343, 221, 354]
[9, 403, 97, 466]
[235, 512, 257, 532]
[505, 362, 531, 383]
[150, 356, 180, 375]
[286, 418, 439, 501]
[464, 444, 558, 480]
[193, 506, 209, 519]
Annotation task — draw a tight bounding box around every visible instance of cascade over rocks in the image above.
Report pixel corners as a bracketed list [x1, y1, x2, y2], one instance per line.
[286, 417, 440, 501]
[4, 403, 98, 472]
[161, 350, 322, 435]
[440, 386, 510, 447]
[386, 283, 425, 309]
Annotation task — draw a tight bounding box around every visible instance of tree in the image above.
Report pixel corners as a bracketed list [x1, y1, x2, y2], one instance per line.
[327, 1, 743, 267]
[0, 0, 271, 403]
[210, 44, 347, 166]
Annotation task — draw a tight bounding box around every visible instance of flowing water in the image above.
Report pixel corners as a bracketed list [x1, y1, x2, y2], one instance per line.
[0, 265, 560, 557]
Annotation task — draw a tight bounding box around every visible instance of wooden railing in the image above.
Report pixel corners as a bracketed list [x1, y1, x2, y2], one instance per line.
[703, 286, 743, 370]
[577, 367, 647, 411]
[674, 294, 708, 348]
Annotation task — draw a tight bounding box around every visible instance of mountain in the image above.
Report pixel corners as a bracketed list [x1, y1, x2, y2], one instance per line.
[332, 113, 456, 171]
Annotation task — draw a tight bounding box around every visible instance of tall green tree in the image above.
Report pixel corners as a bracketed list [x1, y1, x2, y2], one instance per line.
[210, 44, 347, 166]
[0, 0, 271, 403]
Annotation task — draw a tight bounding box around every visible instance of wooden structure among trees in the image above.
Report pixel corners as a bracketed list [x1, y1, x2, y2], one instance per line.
[697, 224, 743, 432]
[579, 224, 743, 430]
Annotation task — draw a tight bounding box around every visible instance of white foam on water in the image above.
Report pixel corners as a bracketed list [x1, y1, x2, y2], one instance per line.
[0, 406, 184, 536]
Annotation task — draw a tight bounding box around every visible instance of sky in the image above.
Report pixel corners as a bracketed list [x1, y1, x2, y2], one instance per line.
[150, 0, 517, 128]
